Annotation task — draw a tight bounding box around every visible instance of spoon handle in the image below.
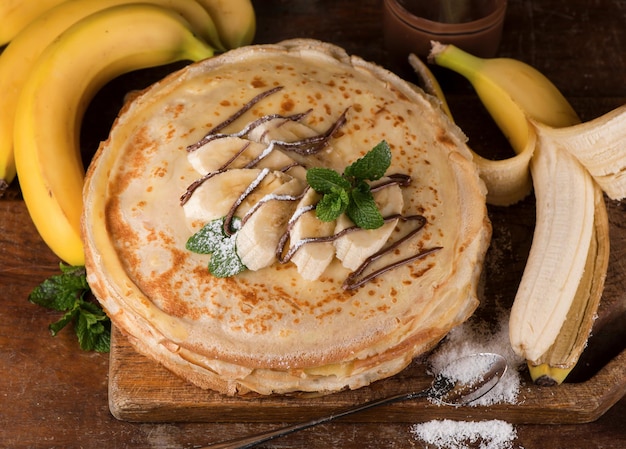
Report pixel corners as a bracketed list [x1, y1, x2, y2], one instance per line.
[200, 390, 427, 449]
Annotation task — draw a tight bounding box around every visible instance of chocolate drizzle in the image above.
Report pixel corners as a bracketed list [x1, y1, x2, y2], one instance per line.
[271, 108, 348, 156]
[181, 86, 442, 290]
[186, 86, 285, 152]
[222, 168, 271, 236]
[370, 173, 412, 191]
[342, 216, 442, 290]
[181, 114, 349, 206]
[277, 211, 402, 264]
[187, 110, 312, 153]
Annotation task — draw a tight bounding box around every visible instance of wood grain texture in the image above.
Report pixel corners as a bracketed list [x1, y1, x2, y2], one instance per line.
[109, 327, 626, 425]
[2, 1, 626, 448]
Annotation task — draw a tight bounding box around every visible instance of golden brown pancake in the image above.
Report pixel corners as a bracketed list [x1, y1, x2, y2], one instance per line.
[82, 39, 491, 395]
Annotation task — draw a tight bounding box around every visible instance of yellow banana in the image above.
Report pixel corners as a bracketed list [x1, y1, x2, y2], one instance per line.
[13, 3, 214, 266]
[0, 0, 66, 45]
[429, 43, 580, 150]
[0, 0, 225, 195]
[408, 53, 533, 207]
[196, 0, 256, 49]
[430, 43, 612, 385]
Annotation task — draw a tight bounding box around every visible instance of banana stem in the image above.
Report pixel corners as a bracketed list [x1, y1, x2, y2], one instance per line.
[428, 42, 485, 79]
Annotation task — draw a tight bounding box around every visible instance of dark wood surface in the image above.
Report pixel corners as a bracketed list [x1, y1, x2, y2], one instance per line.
[1, 0, 626, 448]
[108, 326, 626, 425]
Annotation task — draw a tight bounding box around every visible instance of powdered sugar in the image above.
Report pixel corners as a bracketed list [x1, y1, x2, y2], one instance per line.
[438, 353, 496, 389]
[411, 302, 526, 448]
[428, 305, 524, 406]
[411, 419, 522, 449]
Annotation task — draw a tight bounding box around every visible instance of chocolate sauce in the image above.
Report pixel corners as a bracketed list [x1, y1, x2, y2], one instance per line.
[277, 212, 404, 264]
[220, 168, 270, 236]
[181, 88, 442, 290]
[186, 86, 284, 152]
[272, 108, 348, 156]
[187, 110, 312, 153]
[342, 215, 442, 290]
[181, 102, 347, 207]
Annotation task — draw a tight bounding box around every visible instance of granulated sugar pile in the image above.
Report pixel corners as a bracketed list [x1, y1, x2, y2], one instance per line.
[411, 419, 520, 449]
[410, 302, 526, 448]
[427, 307, 525, 406]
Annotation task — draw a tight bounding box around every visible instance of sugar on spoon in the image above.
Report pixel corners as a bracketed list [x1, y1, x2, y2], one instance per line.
[200, 352, 508, 449]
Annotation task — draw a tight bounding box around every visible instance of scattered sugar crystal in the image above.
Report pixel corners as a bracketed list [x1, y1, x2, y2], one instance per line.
[439, 352, 496, 387]
[428, 306, 524, 406]
[411, 419, 522, 449]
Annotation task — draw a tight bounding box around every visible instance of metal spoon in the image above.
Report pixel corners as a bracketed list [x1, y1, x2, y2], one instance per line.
[199, 352, 508, 449]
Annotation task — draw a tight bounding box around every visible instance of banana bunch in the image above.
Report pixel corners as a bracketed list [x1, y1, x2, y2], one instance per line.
[0, 0, 255, 265]
[422, 43, 626, 385]
[0, 0, 67, 45]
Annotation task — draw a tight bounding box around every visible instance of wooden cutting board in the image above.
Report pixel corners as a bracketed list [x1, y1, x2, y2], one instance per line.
[108, 198, 626, 425]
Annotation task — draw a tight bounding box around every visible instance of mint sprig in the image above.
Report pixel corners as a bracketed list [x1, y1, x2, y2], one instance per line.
[306, 140, 392, 229]
[186, 216, 247, 277]
[29, 263, 110, 352]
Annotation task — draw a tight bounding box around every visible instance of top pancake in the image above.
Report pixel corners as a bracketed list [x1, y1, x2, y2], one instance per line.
[82, 39, 491, 395]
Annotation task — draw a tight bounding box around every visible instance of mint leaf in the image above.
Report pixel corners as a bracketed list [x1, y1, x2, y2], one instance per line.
[306, 141, 393, 230]
[29, 264, 89, 311]
[208, 239, 247, 278]
[74, 302, 111, 352]
[316, 189, 349, 222]
[49, 307, 79, 336]
[347, 182, 384, 229]
[344, 140, 391, 181]
[187, 217, 247, 278]
[186, 217, 233, 254]
[29, 263, 111, 353]
[306, 167, 351, 193]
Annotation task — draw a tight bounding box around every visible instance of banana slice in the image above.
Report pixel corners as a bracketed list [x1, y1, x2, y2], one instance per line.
[247, 116, 318, 144]
[188, 133, 307, 180]
[289, 188, 337, 280]
[247, 116, 345, 174]
[183, 168, 287, 224]
[187, 136, 264, 172]
[247, 117, 320, 180]
[237, 175, 306, 270]
[334, 180, 404, 271]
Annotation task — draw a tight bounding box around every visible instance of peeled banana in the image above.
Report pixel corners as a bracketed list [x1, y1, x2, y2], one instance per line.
[429, 43, 620, 385]
[13, 3, 214, 266]
[289, 188, 336, 280]
[236, 174, 306, 271]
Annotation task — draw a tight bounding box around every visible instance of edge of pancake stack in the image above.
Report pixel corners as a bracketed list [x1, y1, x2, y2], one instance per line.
[82, 38, 492, 396]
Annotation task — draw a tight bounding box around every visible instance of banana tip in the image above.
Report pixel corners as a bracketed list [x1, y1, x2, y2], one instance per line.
[533, 375, 561, 387]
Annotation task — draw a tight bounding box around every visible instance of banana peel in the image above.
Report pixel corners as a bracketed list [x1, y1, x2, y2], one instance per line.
[408, 53, 534, 207]
[413, 45, 619, 385]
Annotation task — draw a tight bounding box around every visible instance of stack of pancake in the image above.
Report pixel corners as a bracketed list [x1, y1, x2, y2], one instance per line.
[82, 39, 491, 396]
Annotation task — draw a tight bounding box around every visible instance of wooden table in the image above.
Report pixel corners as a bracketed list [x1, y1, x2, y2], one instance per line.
[1, 0, 625, 447]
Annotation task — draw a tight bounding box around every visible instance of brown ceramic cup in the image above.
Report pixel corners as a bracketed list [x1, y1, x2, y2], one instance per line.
[383, 0, 507, 66]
